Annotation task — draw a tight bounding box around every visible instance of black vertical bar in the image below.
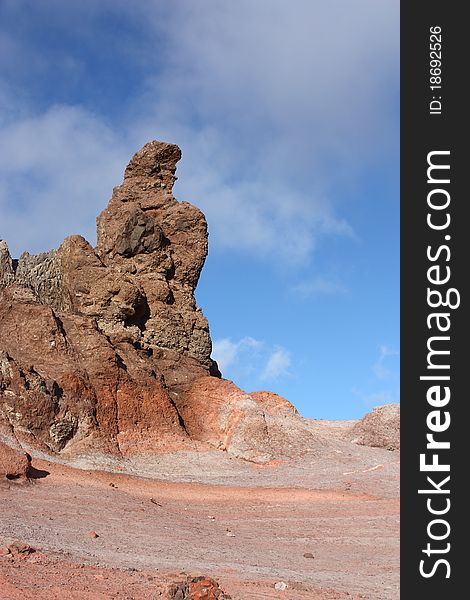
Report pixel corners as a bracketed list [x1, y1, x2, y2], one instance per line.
[401, 3, 465, 597]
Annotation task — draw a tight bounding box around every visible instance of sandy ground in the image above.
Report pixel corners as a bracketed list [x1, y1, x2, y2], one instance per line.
[0, 436, 399, 600]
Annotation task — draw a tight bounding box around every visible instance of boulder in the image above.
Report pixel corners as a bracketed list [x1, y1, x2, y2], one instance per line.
[349, 404, 400, 450]
[0, 441, 30, 479]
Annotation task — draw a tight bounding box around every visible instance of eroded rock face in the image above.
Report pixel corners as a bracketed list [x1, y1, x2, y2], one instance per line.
[0, 142, 213, 457]
[0, 140, 315, 463]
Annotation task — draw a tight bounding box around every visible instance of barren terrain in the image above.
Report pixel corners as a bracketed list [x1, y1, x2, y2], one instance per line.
[1, 429, 399, 600]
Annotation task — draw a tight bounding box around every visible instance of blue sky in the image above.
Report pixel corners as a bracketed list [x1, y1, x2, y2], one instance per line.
[0, 0, 399, 419]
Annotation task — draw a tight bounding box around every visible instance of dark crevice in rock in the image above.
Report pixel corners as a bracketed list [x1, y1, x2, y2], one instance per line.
[114, 212, 165, 257]
[165, 263, 175, 281]
[51, 381, 64, 402]
[132, 341, 153, 357]
[165, 289, 175, 305]
[124, 294, 150, 331]
[52, 313, 68, 341]
[115, 353, 128, 372]
[168, 392, 189, 436]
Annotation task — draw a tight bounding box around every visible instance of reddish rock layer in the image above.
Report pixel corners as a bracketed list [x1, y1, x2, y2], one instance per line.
[166, 575, 231, 599]
[0, 141, 314, 463]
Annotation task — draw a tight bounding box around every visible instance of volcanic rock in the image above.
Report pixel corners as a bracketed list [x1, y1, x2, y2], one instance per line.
[0, 240, 14, 287]
[87, 531, 99, 539]
[0, 441, 30, 480]
[0, 140, 315, 463]
[349, 404, 400, 450]
[166, 576, 231, 599]
[177, 379, 320, 461]
[6, 541, 35, 556]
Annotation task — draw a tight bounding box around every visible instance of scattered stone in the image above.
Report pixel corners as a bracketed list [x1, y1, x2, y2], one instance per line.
[226, 532, 235, 538]
[287, 581, 310, 592]
[166, 575, 231, 599]
[87, 531, 99, 539]
[274, 581, 288, 591]
[303, 552, 314, 559]
[0, 546, 10, 557]
[7, 541, 35, 556]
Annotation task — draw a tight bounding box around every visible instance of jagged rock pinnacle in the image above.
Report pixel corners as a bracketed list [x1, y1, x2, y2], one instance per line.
[0, 141, 314, 463]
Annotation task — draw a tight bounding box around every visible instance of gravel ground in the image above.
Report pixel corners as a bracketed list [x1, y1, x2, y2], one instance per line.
[0, 436, 399, 599]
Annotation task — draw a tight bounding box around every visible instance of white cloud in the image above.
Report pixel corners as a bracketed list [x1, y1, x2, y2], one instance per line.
[212, 336, 262, 373]
[0, 104, 130, 256]
[124, 0, 399, 263]
[211, 339, 239, 373]
[261, 347, 292, 382]
[0, 0, 398, 265]
[212, 337, 291, 383]
[175, 167, 350, 263]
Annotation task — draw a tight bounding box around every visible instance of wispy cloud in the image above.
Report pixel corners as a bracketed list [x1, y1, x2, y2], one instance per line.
[261, 347, 292, 381]
[212, 337, 262, 373]
[372, 345, 399, 380]
[353, 388, 398, 407]
[0, 104, 129, 256]
[292, 276, 348, 298]
[212, 337, 292, 383]
[352, 344, 400, 407]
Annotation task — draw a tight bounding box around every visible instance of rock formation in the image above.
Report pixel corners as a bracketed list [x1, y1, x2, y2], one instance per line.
[0, 141, 318, 463]
[349, 404, 400, 450]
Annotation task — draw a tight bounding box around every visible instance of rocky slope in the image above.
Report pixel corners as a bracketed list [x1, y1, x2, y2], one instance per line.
[348, 404, 400, 450]
[0, 141, 324, 464]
